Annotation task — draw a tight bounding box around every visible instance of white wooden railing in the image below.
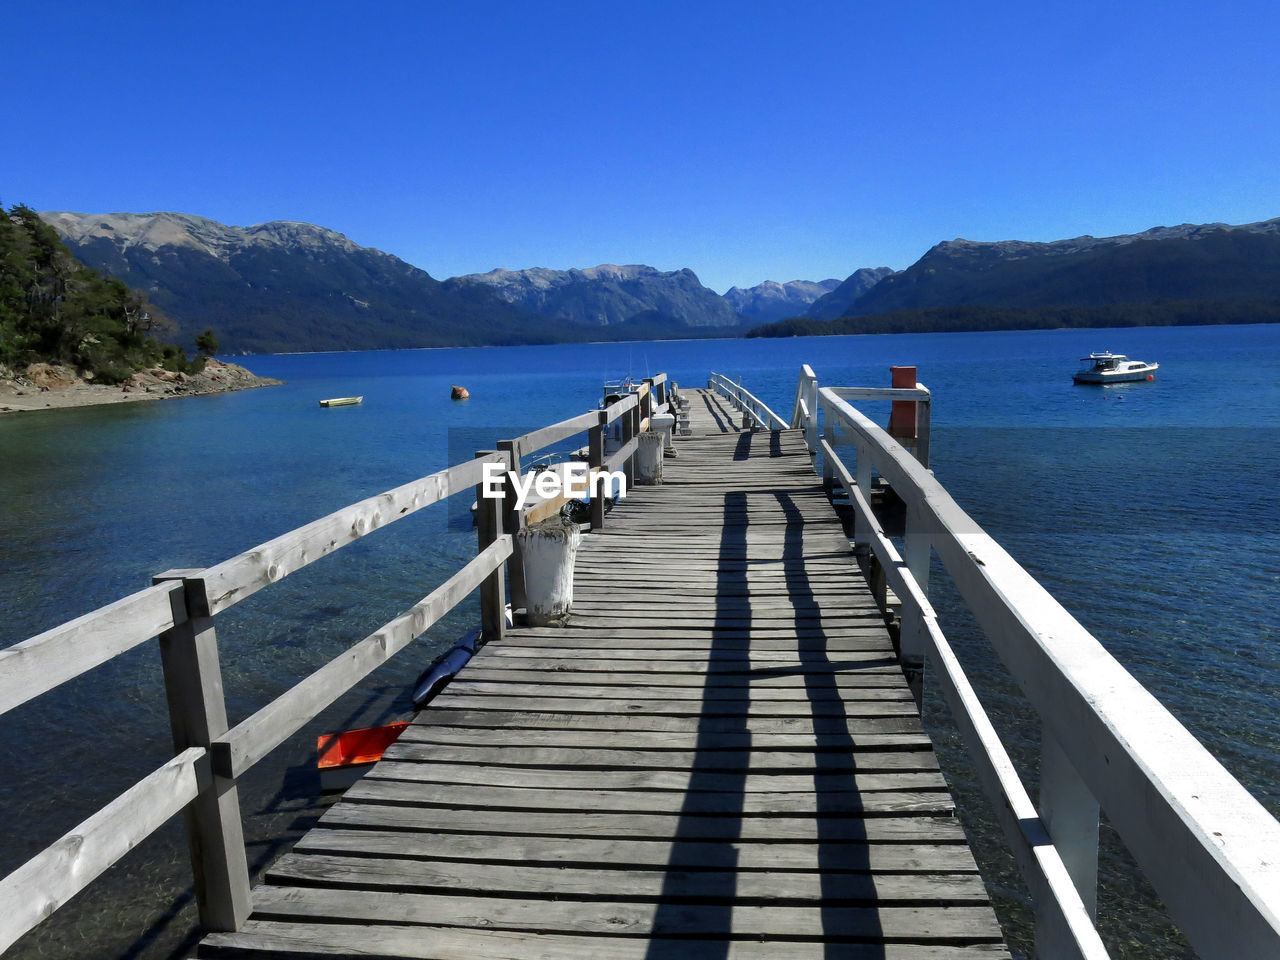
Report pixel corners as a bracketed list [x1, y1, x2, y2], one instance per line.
[783, 364, 1280, 960]
[0, 383, 666, 953]
[707, 372, 790, 430]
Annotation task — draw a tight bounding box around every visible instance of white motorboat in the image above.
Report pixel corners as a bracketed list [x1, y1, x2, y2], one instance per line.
[1072, 352, 1158, 384]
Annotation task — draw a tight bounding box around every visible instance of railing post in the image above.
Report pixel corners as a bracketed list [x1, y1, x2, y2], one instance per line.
[805, 375, 818, 455]
[642, 378, 654, 423]
[821, 399, 836, 495]
[497, 439, 526, 620]
[854, 440, 873, 551]
[621, 404, 636, 489]
[916, 391, 931, 468]
[900, 500, 931, 700]
[1038, 731, 1100, 953]
[152, 570, 251, 933]
[589, 411, 607, 531]
[474, 451, 507, 643]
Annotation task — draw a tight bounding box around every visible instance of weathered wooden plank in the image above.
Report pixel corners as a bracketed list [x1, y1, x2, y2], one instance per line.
[367, 760, 946, 793]
[381, 742, 938, 771]
[441, 679, 915, 701]
[439, 655, 905, 675]
[409, 707, 925, 735]
[454, 666, 910, 688]
[264, 853, 989, 905]
[476, 646, 898, 662]
[343, 779, 953, 815]
[320, 801, 967, 842]
[425, 693, 919, 718]
[488, 633, 897, 650]
[291, 828, 971, 872]
[202, 918, 1009, 960]
[397, 725, 931, 751]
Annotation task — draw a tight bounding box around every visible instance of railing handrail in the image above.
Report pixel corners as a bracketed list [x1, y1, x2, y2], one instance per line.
[500, 392, 638, 463]
[0, 580, 186, 714]
[707, 372, 789, 430]
[800, 369, 1280, 960]
[791, 363, 817, 429]
[0, 376, 666, 952]
[819, 435, 1108, 958]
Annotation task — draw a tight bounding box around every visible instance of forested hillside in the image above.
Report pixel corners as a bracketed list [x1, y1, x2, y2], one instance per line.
[0, 204, 201, 382]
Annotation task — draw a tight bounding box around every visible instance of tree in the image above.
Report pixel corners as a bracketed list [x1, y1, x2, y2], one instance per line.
[195, 328, 219, 356]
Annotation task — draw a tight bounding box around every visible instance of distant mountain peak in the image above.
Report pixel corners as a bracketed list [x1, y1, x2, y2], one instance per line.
[926, 216, 1280, 264]
[446, 263, 738, 327]
[40, 211, 376, 263]
[838, 214, 1280, 320]
[803, 267, 898, 322]
[722, 278, 843, 324]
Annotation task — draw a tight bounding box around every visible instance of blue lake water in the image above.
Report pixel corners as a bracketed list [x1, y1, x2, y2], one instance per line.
[1, 323, 1277, 958]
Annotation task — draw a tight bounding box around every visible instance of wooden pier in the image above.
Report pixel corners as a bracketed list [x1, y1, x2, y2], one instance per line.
[197, 390, 1007, 958]
[4, 368, 1279, 960]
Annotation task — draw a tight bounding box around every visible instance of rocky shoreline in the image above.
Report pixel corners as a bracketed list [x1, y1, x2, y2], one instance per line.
[0, 359, 283, 414]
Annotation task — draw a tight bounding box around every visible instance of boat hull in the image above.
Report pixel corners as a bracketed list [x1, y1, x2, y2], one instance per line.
[1073, 362, 1158, 384]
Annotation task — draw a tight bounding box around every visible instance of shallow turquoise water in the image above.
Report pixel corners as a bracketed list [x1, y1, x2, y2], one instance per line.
[1, 324, 1276, 958]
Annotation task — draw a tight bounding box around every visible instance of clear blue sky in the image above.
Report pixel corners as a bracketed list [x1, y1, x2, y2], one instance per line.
[3, 1, 1277, 293]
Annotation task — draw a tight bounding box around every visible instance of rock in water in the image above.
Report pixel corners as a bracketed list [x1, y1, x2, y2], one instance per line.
[451, 385, 470, 400]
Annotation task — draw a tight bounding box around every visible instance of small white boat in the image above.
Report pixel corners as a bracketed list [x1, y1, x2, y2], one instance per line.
[319, 396, 363, 407]
[1072, 353, 1158, 384]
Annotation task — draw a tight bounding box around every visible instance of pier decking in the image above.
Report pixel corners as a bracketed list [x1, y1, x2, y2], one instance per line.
[197, 391, 1008, 958]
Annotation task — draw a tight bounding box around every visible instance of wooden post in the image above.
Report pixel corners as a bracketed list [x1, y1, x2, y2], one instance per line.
[474, 451, 507, 643]
[917, 393, 931, 468]
[903, 499, 931, 596]
[900, 500, 932, 702]
[152, 570, 251, 933]
[1038, 731, 1100, 938]
[888, 365, 918, 440]
[821, 399, 836, 496]
[622, 405, 637, 489]
[805, 375, 818, 455]
[853, 440, 873, 551]
[497, 439, 527, 621]
[642, 378, 654, 423]
[869, 553, 887, 610]
[589, 412, 606, 531]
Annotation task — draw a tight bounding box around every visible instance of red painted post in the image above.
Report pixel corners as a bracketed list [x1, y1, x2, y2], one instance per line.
[888, 365, 918, 440]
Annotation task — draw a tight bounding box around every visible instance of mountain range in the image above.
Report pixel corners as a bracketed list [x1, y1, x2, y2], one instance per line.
[722, 279, 842, 324]
[444, 264, 741, 328]
[751, 216, 1280, 337]
[41, 212, 539, 354]
[805, 268, 898, 321]
[45, 211, 851, 352]
[845, 218, 1280, 316]
[39, 210, 1280, 351]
